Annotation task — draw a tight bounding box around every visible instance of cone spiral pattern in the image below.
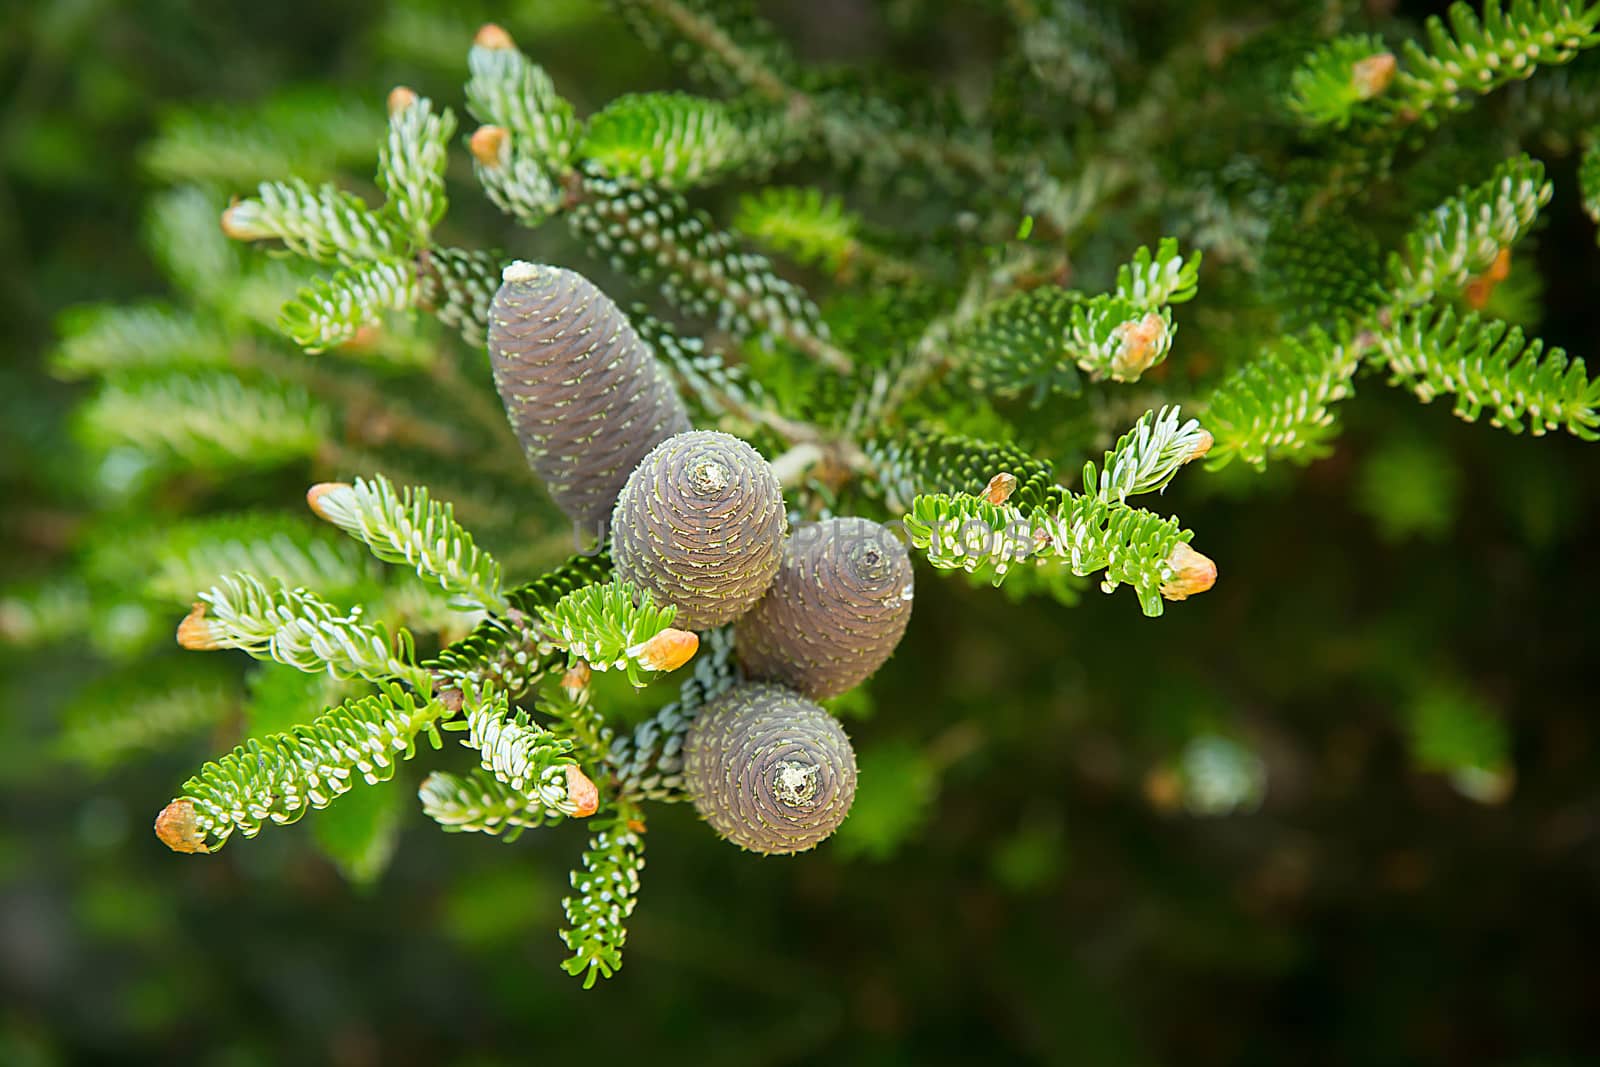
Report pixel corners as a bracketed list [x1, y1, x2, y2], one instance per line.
[736, 517, 914, 699]
[610, 430, 785, 630]
[684, 682, 857, 854]
[486, 262, 690, 532]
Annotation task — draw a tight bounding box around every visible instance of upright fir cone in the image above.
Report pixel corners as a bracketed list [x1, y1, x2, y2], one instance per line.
[486, 262, 691, 534]
[610, 430, 786, 630]
[736, 517, 914, 699]
[684, 682, 857, 855]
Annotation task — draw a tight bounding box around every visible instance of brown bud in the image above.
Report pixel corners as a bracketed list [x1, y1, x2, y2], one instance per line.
[340, 324, 381, 352]
[1110, 312, 1168, 381]
[219, 203, 268, 242]
[564, 765, 600, 818]
[474, 22, 515, 50]
[1464, 247, 1513, 311]
[1186, 429, 1215, 464]
[154, 798, 209, 854]
[626, 818, 648, 833]
[305, 482, 352, 522]
[387, 85, 419, 116]
[176, 603, 222, 650]
[1160, 542, 1217, 601]
[983, 472, 1017, 505]
[1351, 52, 1397, 99]
[469, 125, 508, 168]
[632, 628, 699, 672]
[561, 661, 592, 693]
[1143, 766, 1182, 813]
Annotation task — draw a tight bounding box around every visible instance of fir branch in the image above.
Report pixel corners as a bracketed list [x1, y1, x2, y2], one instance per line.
[418, 767, 566, 839]
[1090, 406, 1211, 504]
[735, 186, 921, 283]
[949, 285, 1084, 402]
[631, 311, 770, 422]
[1370, 307, 1600, 439]
[459, 688, 592, 817]
[223, 177, 399, 267]
[868, 431, 1062, 513]
[1386, 155, 1552, 307]
[902, 488, 1206, 617]
[605, 626, 740, 802]
[279, 259, 420, 352]
[1397, 0, 1600, 124]
[428, 553, 613, 696]
[307, 475, 509, 614]
[178, 573, 432, 694]
[79, 372, 328, 468]
[1012, 0, 1129, 110]
[1067, 296, 1175, 382]
[0, 578, 91, 648]
[52, 303, 233, 379]
[571, 165, 853, 372]
[536, 581, 696, 687]
[560, 806, 646, 988]
[1113, 238, 1202, 308]
[607, 0, 801, 104]
[418, 246, 503, 346]
[377, 91, 456, 246]
[142, 92, 382, 185]
[1203, 326, 1362, 470]
[470, 134, 565, 228]
[146, 186, 242, 301]
[140, 513, 375, 604]
[155, 684, 446, 852]
[1286, 34, 1398, 129]
[58, 670, 237, 772]
[465, 26, 579, 171]
[581, 93, 798, 189]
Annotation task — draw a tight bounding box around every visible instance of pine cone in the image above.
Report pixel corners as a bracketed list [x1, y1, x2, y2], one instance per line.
[486, 261, 690, 533]
[610, 430, 786, 629]
[684, 682, 857, 854]
[736, 517, 913, 699]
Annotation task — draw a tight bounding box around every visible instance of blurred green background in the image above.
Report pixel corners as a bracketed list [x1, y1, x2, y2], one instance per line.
[3, 1, 1599, 1064]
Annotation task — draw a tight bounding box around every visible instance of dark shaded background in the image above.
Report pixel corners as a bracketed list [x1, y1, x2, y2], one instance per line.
[3, 1, 1598, 1064]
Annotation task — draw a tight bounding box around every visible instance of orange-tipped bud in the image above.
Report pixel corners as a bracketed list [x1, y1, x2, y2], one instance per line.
[1160, 542, 1217, 601]
[1351, 52, 1397, 99]
[626, 817, 648, 833]
[387, 85, 419, 116]
[1186, 429, 1215, 464]
[564, 765, 600, 817]
[983, 472, 1017, 505]
[1143, 766, 1182, 813]
[474, 22, 515, 50]
[219, 203, 268, 242]
[176, 603, 223, 650]
[306, 482, 352, 522]
[632, 628, 699, 672]
[1464, 247, 1513, 310]
[469, 125, 508, 167]
[1110, 311, 1168, 381]
[561, 661, 592, 693]
[154, 798, 209, 854]
[339, 324, 381, 352]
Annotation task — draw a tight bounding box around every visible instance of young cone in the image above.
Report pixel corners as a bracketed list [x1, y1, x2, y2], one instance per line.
[684, 682, 857, 854]
[736, 517, 914, 699]
[610, 430, 786, 630]
[486, 262, 690, 535]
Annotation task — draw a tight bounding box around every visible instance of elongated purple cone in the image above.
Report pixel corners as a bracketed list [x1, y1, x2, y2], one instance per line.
[610, 430, 786, 630]
[486, 261, 690, 534]
[684, 682, 856, 854]
[736, 517, 913, 699]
